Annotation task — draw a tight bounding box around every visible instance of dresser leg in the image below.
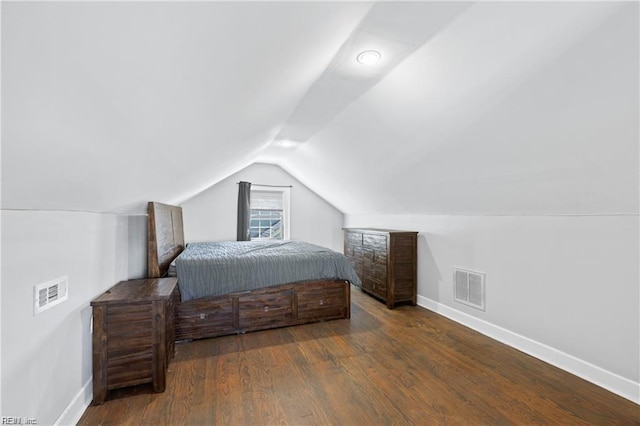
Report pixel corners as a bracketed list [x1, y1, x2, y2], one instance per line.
[92, 305, 108, 405]
[92, 385, 107, 405]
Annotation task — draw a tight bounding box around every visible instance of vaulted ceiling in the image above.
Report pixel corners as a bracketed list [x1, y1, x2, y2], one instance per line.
[2, 2, 638, 215]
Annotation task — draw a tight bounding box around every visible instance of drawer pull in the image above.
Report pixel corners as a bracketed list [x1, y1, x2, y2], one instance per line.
[263, 305, 269, 312]
[319, 299, 324, 306]
[199, 313, 205, 320]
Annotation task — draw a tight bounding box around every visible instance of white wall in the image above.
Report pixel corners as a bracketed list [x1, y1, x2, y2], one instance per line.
[182, 163, 344, 252]
[345, 213, 639, 402]
[280, 2, 638, 218]
[337, 4, 639, 404]
[127, 215, 148, 279]
[0, 210, 138, 424]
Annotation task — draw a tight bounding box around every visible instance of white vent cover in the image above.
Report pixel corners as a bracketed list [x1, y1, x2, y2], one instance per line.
[453, 267, 485, 311]
[34, 276, 69, 315]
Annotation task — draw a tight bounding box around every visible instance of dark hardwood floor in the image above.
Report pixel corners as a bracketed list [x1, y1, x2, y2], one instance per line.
[79, 286, 639, 425]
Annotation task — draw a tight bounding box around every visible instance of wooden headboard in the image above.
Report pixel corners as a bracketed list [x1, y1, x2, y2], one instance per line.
[148, 202, 185, 278]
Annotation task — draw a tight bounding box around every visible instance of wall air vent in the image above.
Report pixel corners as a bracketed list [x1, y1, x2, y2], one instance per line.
[453, 267, 485, 311]
[34, 276, 69, 315]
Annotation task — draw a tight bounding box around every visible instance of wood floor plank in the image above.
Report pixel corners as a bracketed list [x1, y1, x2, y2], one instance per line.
[79, 286, 640, 425]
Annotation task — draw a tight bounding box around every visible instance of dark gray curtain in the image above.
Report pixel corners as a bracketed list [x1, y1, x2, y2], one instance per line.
[237, 181, 252, 241]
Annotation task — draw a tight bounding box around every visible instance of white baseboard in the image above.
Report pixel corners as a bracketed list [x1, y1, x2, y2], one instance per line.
[55, 379, 92, 426]
[417, 295, 640, 405]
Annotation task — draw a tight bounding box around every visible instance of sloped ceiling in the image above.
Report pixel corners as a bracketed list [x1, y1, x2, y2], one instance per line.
[2, 2, 638, 215]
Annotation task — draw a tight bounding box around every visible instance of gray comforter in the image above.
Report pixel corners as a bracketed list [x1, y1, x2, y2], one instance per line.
[175, 240, 361, 301]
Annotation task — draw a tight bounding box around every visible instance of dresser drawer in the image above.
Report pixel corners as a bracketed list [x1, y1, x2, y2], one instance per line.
[364, 278, 386, 299]
[345, 231, 363, 246]
[363, 234, 387, 252]
[362, 263, 387, 284]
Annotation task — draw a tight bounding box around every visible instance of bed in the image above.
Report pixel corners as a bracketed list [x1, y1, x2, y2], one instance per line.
[147, 201, 357, 341]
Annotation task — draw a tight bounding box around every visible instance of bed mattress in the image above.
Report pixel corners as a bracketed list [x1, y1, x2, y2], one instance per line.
[175, 240, 361, 301]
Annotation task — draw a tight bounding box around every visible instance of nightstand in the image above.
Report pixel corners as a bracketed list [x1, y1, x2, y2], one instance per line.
[90, 278, 178, 405]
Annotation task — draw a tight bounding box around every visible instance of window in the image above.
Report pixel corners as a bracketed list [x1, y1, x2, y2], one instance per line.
[250, 187, 290, 240]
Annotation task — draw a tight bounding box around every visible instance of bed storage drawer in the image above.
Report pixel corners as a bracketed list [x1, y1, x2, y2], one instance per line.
[239, 289, 295, 331]
[175, 294, 235, 341]
[173, 281, 351, 341]
[297, 281, 348, 321]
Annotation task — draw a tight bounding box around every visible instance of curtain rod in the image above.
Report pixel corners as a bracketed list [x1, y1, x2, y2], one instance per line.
[236, 182, 293, 188]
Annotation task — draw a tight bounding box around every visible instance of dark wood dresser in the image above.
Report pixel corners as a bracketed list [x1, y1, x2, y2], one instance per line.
[91, 278, 178, 405]
[344, 228, 418, 309]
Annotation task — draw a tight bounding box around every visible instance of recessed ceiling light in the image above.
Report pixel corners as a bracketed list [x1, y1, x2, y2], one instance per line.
[274, 139, 302, 149]
[356, 50, 381, 65]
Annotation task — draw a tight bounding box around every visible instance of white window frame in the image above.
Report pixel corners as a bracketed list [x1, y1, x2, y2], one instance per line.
[250, 186, 290, 240]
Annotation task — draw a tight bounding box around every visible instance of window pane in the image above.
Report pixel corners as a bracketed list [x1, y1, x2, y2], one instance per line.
[250, 189, 286, 240]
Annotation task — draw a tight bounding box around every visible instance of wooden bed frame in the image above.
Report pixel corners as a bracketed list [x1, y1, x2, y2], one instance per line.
[147, 202, 351, 341]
